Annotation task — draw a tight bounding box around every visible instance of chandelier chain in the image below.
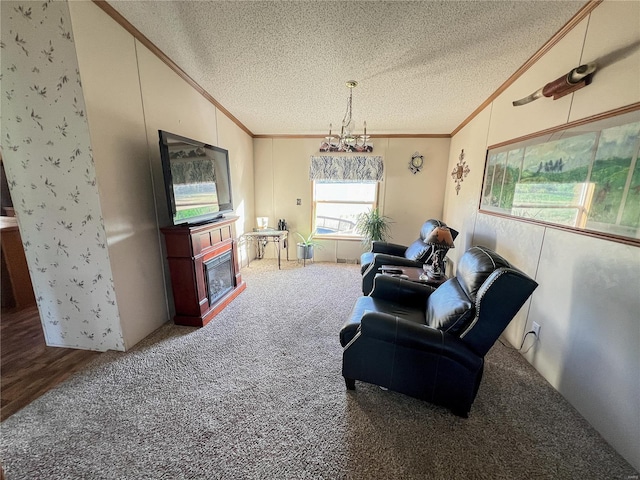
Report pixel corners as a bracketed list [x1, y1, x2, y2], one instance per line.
[323, 80, 370, 152]
[342, 88, 353, 130]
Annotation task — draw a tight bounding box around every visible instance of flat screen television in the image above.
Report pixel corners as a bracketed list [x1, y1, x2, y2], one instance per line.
[159, 130, 234, 226]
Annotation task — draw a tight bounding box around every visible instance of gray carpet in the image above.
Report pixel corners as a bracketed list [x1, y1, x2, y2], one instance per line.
[1, 260, 636, 479]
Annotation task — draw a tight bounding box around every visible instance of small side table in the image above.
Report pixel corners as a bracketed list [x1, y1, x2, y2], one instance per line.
[242, 229, 288, 269]
[380, 265, 448, 288]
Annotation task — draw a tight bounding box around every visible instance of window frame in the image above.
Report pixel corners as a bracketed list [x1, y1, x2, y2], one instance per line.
[311, 180, 380, 241]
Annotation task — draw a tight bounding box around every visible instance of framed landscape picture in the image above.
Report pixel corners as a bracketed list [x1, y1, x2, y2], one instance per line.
[480, 105, 640, 243]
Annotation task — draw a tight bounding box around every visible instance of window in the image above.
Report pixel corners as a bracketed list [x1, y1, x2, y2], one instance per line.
[313, 181, 378, 238]
[308, 155, 383, 239]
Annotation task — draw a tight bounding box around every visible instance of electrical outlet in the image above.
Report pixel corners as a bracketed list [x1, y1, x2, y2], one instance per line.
[532, 321, 541, 338]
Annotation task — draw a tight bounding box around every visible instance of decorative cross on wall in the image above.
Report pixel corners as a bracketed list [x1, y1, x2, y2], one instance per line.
[451, 149, 470, 195]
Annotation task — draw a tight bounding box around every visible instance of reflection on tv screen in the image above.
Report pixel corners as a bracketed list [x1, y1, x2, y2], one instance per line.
[169, 150, 221, 221]
[173, 181, 219, 221]
[160, 130, 234, 225]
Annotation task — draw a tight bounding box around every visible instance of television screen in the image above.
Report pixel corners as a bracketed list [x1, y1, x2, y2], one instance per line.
[159, 131, 233, 226]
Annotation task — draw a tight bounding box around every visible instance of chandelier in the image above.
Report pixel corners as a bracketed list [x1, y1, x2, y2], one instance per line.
[323, 80, 371, 152]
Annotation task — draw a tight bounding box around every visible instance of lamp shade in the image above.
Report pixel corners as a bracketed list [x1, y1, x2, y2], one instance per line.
[257, 217, 269, 229]
[425, 226, 455, 248]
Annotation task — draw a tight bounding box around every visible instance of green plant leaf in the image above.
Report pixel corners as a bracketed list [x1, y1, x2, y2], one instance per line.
[355, 208, 392, 248]
[295, 230, 322, 247]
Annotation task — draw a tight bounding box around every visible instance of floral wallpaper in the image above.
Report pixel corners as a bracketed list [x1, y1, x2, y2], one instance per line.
[1, 0, 125, 351]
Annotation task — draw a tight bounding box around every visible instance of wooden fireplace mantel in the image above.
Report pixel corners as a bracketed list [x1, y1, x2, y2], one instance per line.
[161, 216, 246, 327]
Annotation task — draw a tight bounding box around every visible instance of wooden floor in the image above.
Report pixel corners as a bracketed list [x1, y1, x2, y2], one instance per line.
[1, 306, 100, 421]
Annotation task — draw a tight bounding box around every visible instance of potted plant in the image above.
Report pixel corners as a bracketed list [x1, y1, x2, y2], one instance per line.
[295, 231, 320, 260]
[355, 208, 392, 249]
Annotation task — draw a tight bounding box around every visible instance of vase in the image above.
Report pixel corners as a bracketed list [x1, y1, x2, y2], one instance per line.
[297, 243, 314, 260]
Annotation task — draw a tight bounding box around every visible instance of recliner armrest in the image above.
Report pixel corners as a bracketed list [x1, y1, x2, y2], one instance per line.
[370, 274, 434, 308]
[359, 313, 481, 371]
[371, 241, 408, 256]
[361, 253, 426, 296]
[370, 253, 425, 269]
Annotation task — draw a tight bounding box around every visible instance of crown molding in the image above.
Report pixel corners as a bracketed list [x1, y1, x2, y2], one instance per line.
[450, 0, 603, 137]
[93, 0, 601, 142]
[252, 133, 450, 139]
[91, 0, 254, 138]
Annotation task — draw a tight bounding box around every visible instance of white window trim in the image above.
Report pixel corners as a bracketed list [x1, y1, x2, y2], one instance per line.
[312, 181, 380, 240]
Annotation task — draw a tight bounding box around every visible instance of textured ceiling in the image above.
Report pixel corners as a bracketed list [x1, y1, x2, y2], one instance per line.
[106, 1, 588, 136]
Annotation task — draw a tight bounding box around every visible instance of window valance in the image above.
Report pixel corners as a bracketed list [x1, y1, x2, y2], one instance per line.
[309, 156, 384, 182]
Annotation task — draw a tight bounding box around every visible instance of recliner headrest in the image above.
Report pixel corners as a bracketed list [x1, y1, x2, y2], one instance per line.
[456, 246, 511, 301]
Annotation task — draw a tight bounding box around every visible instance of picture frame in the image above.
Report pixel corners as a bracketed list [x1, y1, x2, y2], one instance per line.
[479, 104, 640, 244]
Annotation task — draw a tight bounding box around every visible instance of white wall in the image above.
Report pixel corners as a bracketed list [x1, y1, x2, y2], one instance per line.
[252, 136, 451, 263]
[1, 0, 255, 351]
[443, 0, 640, 470]
[1, 1, 125, 351]
[216, 109, 256, 252]
[70, 1, 167, 349]
[71, 1, 255, 340]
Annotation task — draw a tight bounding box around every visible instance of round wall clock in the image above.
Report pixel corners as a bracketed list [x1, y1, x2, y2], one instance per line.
[409, 152, 424, 174]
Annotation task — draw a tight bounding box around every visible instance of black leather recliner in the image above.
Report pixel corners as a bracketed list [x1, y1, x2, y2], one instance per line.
[340, 246, 538, 417]
[360, 219, 458, 295]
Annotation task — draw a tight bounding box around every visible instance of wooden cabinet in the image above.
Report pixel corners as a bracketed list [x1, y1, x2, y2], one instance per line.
[1, 216, 36, 310]
[161, 216, 245, 327]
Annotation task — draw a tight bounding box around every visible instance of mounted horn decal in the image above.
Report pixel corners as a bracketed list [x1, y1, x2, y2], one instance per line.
[513, 40, 640, 107]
